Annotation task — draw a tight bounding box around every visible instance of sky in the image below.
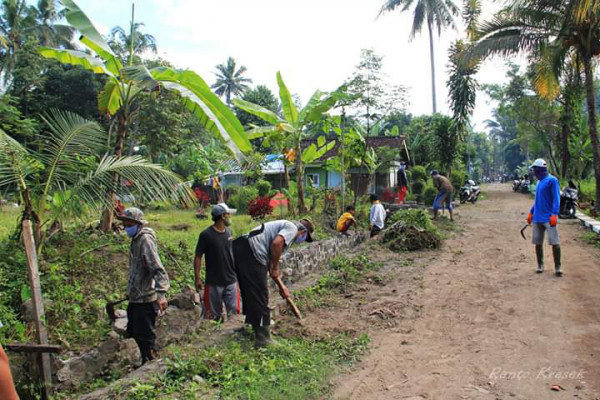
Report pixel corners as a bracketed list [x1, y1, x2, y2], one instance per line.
[74, 0, 521, 131]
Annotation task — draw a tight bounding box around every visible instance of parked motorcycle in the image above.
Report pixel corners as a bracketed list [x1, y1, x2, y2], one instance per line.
[559, 180, 578, 219]
[512, 179, 521, 192]
[460, 180, 481, 204]
[519, 178, 530, 194]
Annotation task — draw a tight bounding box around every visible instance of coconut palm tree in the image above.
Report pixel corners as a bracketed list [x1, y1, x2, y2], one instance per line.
[378, 0, 459, 113]
[466, 0, 600, 212]
[0, 0, 37, 82]
[212, 57, 252, 106]
[0, 109, 192, 251]
[108, 22, 157, 62]
[0, 0, 73, 83]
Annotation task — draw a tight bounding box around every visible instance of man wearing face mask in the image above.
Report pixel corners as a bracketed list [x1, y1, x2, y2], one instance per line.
[117, 207, 170, 364]
[194, 203, 240, 321]
[526, 159, 562, 276]
[233, 218, 314, 348]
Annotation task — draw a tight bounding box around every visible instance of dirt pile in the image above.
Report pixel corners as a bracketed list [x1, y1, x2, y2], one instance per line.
[381, 221, 440, 252]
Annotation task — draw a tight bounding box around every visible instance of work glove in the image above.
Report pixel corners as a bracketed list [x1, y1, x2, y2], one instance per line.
[527, 213, 533, 225]
[549, 215, 558, 227]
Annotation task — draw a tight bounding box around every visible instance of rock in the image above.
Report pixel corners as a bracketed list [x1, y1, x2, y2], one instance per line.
[169, 285, 199, 310]
[20, 298, 53, 323]
[57, 349, 108, 388]
[116, 339, 140, 365]
[193, 375, 204, 384]
[79, 360, 166, 400]
[112, 316, 128, 336]
[155, 305, 205, 348]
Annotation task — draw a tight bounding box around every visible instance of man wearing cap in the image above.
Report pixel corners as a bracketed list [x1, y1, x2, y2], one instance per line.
[194, 203, 240, 321]
[431, 170, 454, 221]
[527, 159, 562, 276]
[233, 219, 314, 347]
[117, 207, 170, 364]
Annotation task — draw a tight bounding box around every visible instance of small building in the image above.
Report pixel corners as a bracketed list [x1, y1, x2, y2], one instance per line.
[300, 136, 410, 197]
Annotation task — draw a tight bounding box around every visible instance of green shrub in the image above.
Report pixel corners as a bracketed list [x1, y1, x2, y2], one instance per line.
[411, 165, 427, 182]
[255, 180, 272, 197]
[451, 169, 467, 191]
[423, 185, 438, 206]
[229, 186, 259, 214]
[411, 179, 426, 202]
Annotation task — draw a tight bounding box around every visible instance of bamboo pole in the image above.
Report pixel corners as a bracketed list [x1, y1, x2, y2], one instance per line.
[22, 220, 52, 400]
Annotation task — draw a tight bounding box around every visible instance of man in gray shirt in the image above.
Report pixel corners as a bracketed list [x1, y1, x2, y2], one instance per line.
[233, 219, 314, 347]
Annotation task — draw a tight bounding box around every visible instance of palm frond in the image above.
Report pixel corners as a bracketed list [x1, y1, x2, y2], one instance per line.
[37, 109, 107, 199]
[62, 155, 194, 216]
[0, 127, 40, 189]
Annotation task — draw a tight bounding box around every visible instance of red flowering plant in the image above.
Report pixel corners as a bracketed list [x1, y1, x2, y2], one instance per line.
[248, 196, 274, 220]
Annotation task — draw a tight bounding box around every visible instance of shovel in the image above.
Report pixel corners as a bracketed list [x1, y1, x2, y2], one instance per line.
[520, 224, 529, 240]
[273, 276, 303, 320]
[105, 297, 127, 323]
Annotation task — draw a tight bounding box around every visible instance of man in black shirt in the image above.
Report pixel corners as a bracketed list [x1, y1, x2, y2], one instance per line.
[194, 203, 240, 321]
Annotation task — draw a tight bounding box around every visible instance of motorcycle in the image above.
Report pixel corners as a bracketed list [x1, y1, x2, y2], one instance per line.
[519, 178, 530, 194]
[512, 179, 521, 192]
[559, 180, 578, 219]
[460, 180, 481, 204]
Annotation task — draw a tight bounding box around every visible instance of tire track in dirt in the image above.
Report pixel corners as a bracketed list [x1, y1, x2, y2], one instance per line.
[332, 183, 600, 400]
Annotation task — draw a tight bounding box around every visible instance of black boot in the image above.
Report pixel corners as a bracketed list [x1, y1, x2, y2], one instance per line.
[553, 245, 562, 277]
[139, 344, 156, 364]
[253, 325, 275, 348]
[535, 245, 544, 273]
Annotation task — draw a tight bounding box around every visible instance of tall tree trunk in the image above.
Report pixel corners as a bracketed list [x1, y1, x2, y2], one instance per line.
[100, 112, 127, 232]
[427, 21, 437, 114]
[560, 114, 571, 178]
[583, 54, 600, 213]
[295, 146, 307, 214]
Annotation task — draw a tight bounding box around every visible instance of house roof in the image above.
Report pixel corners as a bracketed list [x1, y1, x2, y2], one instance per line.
[300, 136, 409, 163]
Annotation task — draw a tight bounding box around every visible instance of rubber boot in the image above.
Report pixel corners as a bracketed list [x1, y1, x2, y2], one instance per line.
[139, 344, 156, 364]
[553, 245, 563, 277]
[535, 245, 544, 273]
[253, 325, 275, 348]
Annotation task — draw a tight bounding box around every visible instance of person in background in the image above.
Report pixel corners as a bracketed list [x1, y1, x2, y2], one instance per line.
[194, 204, 240, 321]
[431, 170, 454, 221]
[117, 208, 170, 364]
[336, 205, 357, 235]
[526, 159, 562, 276]
[233, 219, 314, 348]
[397, 162, 408, 204]
[369, 194, 386, 237]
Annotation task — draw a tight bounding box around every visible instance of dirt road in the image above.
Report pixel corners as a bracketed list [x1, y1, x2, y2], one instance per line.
[333, 183, 600, 400]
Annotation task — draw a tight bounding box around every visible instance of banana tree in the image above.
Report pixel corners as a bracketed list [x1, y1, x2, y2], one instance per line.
[39, 0, 251, 230]
[0, 109, 193, 252]
[233, 72, 339, 213]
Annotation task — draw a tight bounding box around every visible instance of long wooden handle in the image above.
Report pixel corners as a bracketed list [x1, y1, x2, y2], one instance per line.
[274, 276, 303, 320]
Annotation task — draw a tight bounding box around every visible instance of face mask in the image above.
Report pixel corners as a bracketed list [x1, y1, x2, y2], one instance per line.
[294, 231, 307, 244]
[533, 167, 548, 181]
[224, 217, 231, 227]
[125, 225, 139, 237]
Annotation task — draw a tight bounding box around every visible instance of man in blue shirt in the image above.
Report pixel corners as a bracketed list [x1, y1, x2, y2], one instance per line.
[526, 159, 562, 276]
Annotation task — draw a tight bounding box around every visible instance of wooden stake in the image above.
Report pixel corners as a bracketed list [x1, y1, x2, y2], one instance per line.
[22, 220, 52, 400]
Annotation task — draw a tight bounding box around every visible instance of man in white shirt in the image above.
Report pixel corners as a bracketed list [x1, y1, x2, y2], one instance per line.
[369, 194, 386, 237]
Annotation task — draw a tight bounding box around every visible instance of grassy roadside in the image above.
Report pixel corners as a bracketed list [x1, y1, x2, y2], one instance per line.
[112, 333, 370, 400]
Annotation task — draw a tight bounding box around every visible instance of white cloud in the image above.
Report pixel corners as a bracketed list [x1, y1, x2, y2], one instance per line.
[79, 0, 522, 131]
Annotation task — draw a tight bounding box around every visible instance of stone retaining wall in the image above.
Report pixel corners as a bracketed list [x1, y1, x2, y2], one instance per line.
[277, 232, 368, 288]
[575, 211, 600, 235]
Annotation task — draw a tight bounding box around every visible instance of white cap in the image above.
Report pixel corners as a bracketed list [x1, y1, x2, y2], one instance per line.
[216, 203, 236, 215]
[530, 159, 547, 168]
